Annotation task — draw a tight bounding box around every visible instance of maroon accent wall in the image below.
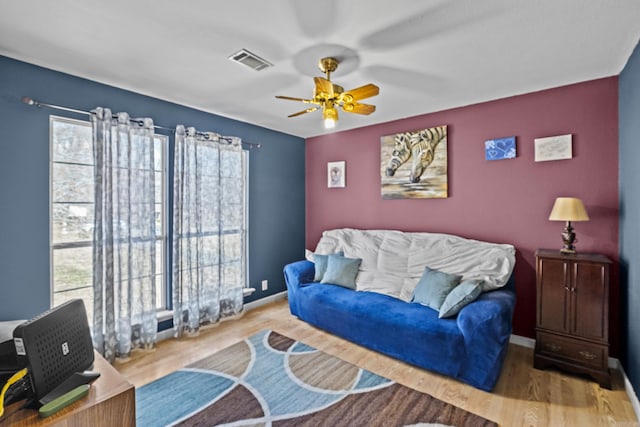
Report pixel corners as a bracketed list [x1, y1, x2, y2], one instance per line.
[305, 77, 620, 353]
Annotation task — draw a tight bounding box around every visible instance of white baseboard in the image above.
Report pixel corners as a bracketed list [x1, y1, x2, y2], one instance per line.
[509, 334, 535, 348]
[512, 333, 640, 422]
[157, 325, 174, 341]
[614, 358, 640, 423]
[244, 290, 288, 310]
[156, 291, 288, 341]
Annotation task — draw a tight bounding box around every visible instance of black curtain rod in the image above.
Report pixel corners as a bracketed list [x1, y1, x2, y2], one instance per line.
[21, 96, 262, 149]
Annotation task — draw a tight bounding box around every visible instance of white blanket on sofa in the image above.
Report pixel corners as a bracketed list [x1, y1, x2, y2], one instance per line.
[311, 228, 515, 301]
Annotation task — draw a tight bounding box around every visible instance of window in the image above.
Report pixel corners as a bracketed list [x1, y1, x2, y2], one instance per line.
[50, 116, 167, 320]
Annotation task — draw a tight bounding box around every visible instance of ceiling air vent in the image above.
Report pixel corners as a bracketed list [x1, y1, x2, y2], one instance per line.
[228, 49, 273, 71]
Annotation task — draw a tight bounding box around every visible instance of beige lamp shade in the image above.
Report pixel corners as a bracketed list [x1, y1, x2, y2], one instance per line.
[548, 197, 590, 222]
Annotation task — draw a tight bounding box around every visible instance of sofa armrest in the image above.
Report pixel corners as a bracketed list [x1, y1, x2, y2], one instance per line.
[284, 260, 315, 288]
[457, 289, 515, 342]
[283, 260, 315, 316]
[456, 289, 516, 388]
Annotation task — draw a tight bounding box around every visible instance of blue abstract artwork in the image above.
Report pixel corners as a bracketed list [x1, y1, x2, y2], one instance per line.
[485, 136, 516, 160]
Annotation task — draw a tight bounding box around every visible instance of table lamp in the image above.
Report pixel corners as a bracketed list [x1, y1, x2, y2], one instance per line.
[548, 197, 590, 254]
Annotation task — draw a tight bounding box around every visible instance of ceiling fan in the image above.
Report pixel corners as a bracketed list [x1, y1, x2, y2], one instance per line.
[276, 57, 379, 129]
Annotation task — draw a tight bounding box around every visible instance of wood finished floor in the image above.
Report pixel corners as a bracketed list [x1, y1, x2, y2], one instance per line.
[114, 299, 638, 427]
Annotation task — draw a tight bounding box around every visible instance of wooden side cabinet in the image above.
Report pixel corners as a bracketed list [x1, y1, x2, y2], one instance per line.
[534, 249, 612, 388]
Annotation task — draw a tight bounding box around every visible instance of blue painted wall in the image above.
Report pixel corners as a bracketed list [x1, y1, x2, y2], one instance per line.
[620, 40, 640, 395]
[0, 55, 305, 320]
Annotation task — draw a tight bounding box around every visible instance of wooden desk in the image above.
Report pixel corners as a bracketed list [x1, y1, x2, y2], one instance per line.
[3, 352, 135, 427]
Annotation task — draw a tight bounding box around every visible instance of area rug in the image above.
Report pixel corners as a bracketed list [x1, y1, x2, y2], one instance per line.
[136, 330, 497, 427]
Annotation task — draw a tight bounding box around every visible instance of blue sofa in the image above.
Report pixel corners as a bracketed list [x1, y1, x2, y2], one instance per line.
[284, 259, 516, 391]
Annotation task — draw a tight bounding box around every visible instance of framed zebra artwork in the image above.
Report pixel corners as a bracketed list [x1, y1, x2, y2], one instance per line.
[380, 125, 448, 199]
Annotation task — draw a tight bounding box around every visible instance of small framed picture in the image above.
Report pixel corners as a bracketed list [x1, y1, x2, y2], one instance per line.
[485, 136, 516, 160]
[534, 134, 573, 162]
[327, 161, 346, 188]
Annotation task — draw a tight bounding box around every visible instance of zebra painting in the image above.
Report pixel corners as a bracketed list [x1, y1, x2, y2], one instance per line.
[385, 132, 413, 179]
[385, 126, 447, 183]
[380, 125, 448, 199]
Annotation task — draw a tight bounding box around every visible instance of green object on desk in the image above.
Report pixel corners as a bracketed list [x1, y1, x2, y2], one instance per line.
[39, 384, 90, 418]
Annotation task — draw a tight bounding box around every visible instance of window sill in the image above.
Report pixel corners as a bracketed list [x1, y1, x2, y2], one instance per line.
[157, 309, 173, 323]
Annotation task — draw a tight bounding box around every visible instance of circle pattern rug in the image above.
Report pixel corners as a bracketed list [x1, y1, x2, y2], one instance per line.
[136, 330, 497, 427]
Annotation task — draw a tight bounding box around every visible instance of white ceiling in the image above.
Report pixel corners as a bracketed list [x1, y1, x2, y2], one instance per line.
[1, 1, 639, 138]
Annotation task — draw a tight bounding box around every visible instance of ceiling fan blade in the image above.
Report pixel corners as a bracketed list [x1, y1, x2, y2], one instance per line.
[342, 103, 376, 115]
[314, 77, 334, 98]
[288, 107, 319, 118]
[340, 84, 380, 103]
[275, 95, 315, 103]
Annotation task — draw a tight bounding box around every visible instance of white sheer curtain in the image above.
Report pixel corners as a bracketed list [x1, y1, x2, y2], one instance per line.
[92, 107, 158, 362]
[172, 125, 245, 336]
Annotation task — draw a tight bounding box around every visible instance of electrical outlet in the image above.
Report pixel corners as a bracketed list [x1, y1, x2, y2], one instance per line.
[261, 279, 268, 291]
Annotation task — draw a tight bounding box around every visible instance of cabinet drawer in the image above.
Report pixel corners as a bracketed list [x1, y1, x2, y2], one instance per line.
[536, 332, 608, 369]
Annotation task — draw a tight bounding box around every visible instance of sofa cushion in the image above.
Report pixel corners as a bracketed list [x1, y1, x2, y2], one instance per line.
[312, 251, 344, 282]
[321, 254, 362, 289]
[438, 280, 482, 318]
[411, 267, 462, 310]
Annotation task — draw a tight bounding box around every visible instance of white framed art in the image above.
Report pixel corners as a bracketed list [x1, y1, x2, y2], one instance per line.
[327, 161, 345, 188]
[534, 134, 572, 162]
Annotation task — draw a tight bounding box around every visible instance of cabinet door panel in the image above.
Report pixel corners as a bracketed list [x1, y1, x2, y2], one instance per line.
[572, 261, 608, 340]
[537, 258, 569, 332]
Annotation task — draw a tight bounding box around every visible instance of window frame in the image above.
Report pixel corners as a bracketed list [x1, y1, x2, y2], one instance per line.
[49, 115, 169, 313]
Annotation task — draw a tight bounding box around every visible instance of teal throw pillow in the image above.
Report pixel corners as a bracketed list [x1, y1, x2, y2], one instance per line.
[438, 280, 482, 318]
[412, 266, 462, 311]
[313, 251, 344, 282]
[320, 254, 362, 290]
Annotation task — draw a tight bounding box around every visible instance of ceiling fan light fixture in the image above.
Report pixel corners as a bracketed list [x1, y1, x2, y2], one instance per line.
[323, 107, 338, 129]
[276, 56, 379, 130]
